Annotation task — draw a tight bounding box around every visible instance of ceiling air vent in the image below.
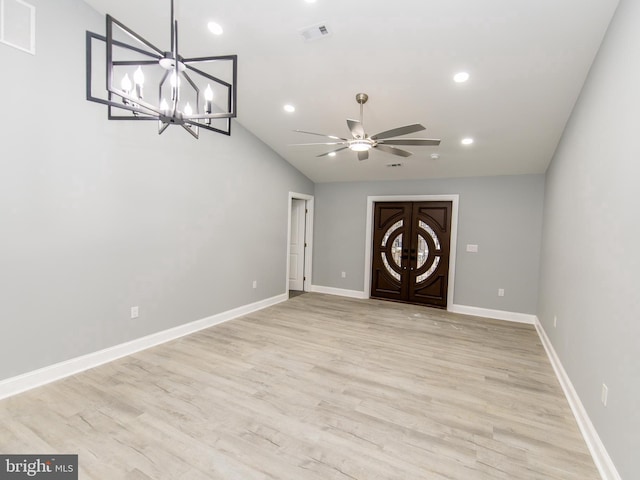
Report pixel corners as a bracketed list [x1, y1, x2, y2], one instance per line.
[300, 22, 331, 42]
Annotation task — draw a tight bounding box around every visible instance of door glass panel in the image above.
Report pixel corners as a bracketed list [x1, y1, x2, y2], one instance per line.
[417, 234, 428, 268]
[419, 221, 441, 250]
[382, 252, 401, 281]
[382, 220, 403, 247]
[391, 234, 403, 267]
[417, 256, 441, 283]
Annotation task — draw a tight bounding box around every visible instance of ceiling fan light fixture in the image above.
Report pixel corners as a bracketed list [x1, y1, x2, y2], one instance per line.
[349, 140, 372, 152]
[292, 93, 440, 160]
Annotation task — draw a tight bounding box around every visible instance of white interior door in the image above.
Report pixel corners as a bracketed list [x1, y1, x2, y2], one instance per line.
[289, 199, 306, 291]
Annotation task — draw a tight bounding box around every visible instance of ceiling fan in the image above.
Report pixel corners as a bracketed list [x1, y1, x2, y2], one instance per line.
[291, 93, 441, 161]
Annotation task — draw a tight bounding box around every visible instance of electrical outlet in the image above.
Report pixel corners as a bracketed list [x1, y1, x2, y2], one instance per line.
[554, 315, 557, 328]
[130, 306, 139, 319]
[341, 271, 346, 278]
[498, 288, 504, 297]
[466, 244, 478, 253]
[252, 280, 257, 289]
[601, 383, 608, 407]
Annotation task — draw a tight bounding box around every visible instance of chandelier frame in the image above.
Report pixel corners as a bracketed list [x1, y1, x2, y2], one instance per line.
[86, 1, 237, 138]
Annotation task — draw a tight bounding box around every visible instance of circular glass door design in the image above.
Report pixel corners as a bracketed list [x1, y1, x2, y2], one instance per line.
[415, 221, 441, 284]
[381, 220, 403, 282]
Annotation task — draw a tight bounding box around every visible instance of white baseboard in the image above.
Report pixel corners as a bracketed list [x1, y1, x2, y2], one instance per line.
[534, 317, 621, 480]
[307, 290, 537, 325]
[450, 304, 536, 324]
[310, 285, 368, 299]
[0, 293, 288, 401]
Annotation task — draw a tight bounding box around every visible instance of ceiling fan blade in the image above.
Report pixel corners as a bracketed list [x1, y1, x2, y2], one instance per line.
[357, 150, 369, 161]
[371, 123, 426, 140]
[375, 144, 413, 157]
[294, 130, 349, 141]
[317, 146, 349, 157]
[346, 119, 365, 139]
[289, 142, 348, 146]
[378, 138, 441, 146]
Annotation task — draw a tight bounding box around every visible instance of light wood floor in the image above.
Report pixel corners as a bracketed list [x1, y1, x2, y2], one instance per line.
[0, 294, 599, 479]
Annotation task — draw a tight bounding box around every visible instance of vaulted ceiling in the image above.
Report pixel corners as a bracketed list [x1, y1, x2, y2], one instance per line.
[82, 0, 619, 182]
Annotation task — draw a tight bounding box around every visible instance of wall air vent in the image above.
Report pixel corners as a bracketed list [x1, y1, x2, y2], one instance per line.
[0, 0, 36, 55]
[299, 22, 331, 42]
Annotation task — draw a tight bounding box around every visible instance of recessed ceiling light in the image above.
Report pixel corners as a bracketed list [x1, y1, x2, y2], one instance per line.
[461, 137, 474, 145]
[454, 72, 470, 83]
[430, 153, 440, 159]
[305, 0, 317, 3]
[328, 152, 336, 157]
[283, 104, 296, 113]
[207, 21, 223, 35]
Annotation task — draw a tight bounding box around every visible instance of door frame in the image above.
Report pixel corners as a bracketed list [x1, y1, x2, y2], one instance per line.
[364, 195, 459, 310]
[286, 192, 314, 293]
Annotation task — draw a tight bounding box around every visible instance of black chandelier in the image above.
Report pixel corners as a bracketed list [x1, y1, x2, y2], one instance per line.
[86, 0, 237, 138]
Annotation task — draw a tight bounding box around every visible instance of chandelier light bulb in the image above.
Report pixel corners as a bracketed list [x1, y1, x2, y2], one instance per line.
[169, 72, 181, 101]
[204, 84, 213, 124]
[204, 84, 214, 101]
[160, 98, 169, 112]
[133, 67, 144, 85]
[184, 103, 193, 116]
[120, 73, 132, 93]
[133, 67, 144, 98]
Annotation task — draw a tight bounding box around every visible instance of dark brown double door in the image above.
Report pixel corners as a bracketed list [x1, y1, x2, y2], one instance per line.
[371, 201, 452, 308]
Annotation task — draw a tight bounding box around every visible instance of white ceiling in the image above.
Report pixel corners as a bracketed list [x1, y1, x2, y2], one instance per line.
[82, 0, 619, 183]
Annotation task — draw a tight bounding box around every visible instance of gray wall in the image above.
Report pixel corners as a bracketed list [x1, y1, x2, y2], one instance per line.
[537, 0, 638, 477]
[0, 0, 313, 381]
[313, 175, 544, 314]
